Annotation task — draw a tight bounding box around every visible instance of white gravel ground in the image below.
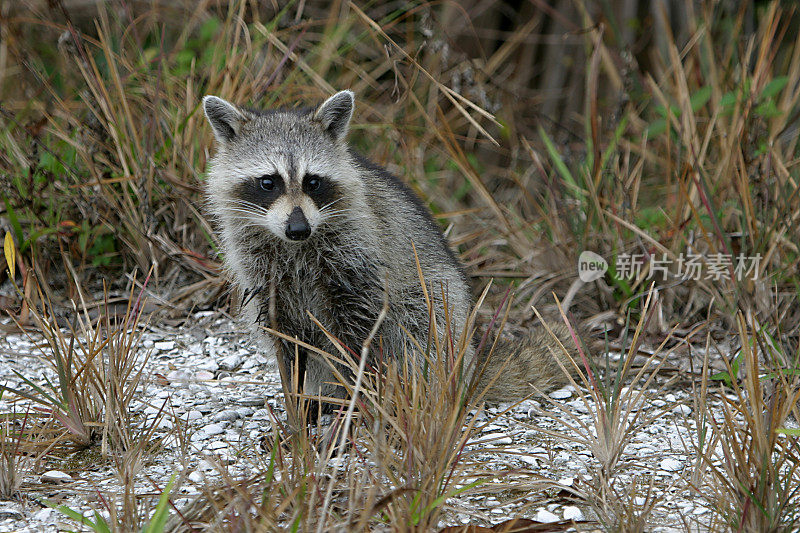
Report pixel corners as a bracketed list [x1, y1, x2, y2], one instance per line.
[0, 311, 721, 531]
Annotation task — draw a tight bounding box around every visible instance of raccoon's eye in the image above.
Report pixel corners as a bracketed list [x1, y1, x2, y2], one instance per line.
[307, 177, 321, 191]
[259, 176, 276, 191]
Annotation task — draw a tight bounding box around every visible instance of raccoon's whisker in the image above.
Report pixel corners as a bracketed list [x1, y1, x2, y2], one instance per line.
[319, 210, 350, 219]
[319, 197, 345, 212]
[322, 212, 371, 222]
[219, 206, 265, 216]
[225, 198, 270, 210]
[219, 210, 269, 222]
[218, 205, 269, 217]
[221, 217, 266, 229]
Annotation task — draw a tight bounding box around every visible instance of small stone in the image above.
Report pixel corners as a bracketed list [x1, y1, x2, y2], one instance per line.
[518, 455, 538, 467]
[186, 410, 203, 421]
[536, 509, 559, 523]
[202, 423, 226, 437]
[188, 471, 204, 484]
[633, 497, 647, 506]
[195, 370, 215, 381]
[213, 409, 240, 423]
[219, 354, 242, 371]
[558, 476, 574, 486]
[188, 342, 204, 354]
[660, 457, 682, 472]
[41, 470, 73, 483]
[235, 407, 255, 418]
[563, 506, 583, 520]
[0, 507, 23, 520]
[154, 341, 175, 351]
[237, 396, 265, 407]
[479, 432, 512, 445]
[549, 387, 572, 400]
[672, 404, 692, 415]
[198, 359, 219, 372]
[166, 370, 190, 383]
[33, 508, 54, 522]
[196, 403, 214, 414]
[251, 409, 269, 420]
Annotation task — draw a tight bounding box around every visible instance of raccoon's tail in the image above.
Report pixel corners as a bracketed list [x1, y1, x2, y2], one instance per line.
[474, 322, 584, 404]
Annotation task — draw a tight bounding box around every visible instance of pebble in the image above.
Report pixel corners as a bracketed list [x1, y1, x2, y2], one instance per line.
[549, 386, 573, 400]
[660, 457, 683, 472]
[672, 404, 692, 415]
[213, 409, 240, 423]
[536, 509, 559, 523]
[167, 370, 190, 383]
[196, 370, 215, 381]
[236, 407, 255, 418]
[476, 432, 512, 445]
[41, 470, 73, 483]
[219, 354, 242, 371]
[201, 423, 226, 437]
[238, 395, 266, 407]
[563, 506, 584, 520]
[0, 508, 23, 520]
[197, 359, 219, 372]
[32, 508, 55, 522]
[154, 341, 175, 351]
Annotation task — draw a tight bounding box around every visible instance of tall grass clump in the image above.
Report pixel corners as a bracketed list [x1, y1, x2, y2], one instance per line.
[2, 236, 162, 455]
[166, 280, 527, 531]
[689, 315, 800, 532]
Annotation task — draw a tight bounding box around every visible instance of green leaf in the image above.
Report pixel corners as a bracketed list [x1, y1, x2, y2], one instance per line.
[690, 86, 712, 112]
[711, 350, 744, 387]
[760, 76, 788, 101]
[91, 511, 112, 533]
[47, 500, 106, 531]
[420, 479, 486, 518]
[142, 472, 177, 533]
[719, 90, 738, 113]
[646, 118, 667, 139]
[2, 198, 24, 249]
[538, 125, 583, 198]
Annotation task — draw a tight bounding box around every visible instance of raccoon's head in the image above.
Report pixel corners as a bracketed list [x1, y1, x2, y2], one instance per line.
[202, 90, 363, 243]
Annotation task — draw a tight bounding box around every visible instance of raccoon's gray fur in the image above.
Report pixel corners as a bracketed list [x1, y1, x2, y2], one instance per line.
[202, 90, 578, 408]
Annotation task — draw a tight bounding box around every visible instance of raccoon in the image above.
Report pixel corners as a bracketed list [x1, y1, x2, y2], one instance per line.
[202, 90, 578, 410]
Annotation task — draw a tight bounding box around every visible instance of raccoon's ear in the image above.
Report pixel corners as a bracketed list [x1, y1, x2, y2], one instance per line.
[203, 95, 247, 144]
[313, 90, 354, 143]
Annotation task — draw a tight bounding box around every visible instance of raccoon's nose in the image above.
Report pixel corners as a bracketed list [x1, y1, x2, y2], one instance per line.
[285, 207, 311, 241]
